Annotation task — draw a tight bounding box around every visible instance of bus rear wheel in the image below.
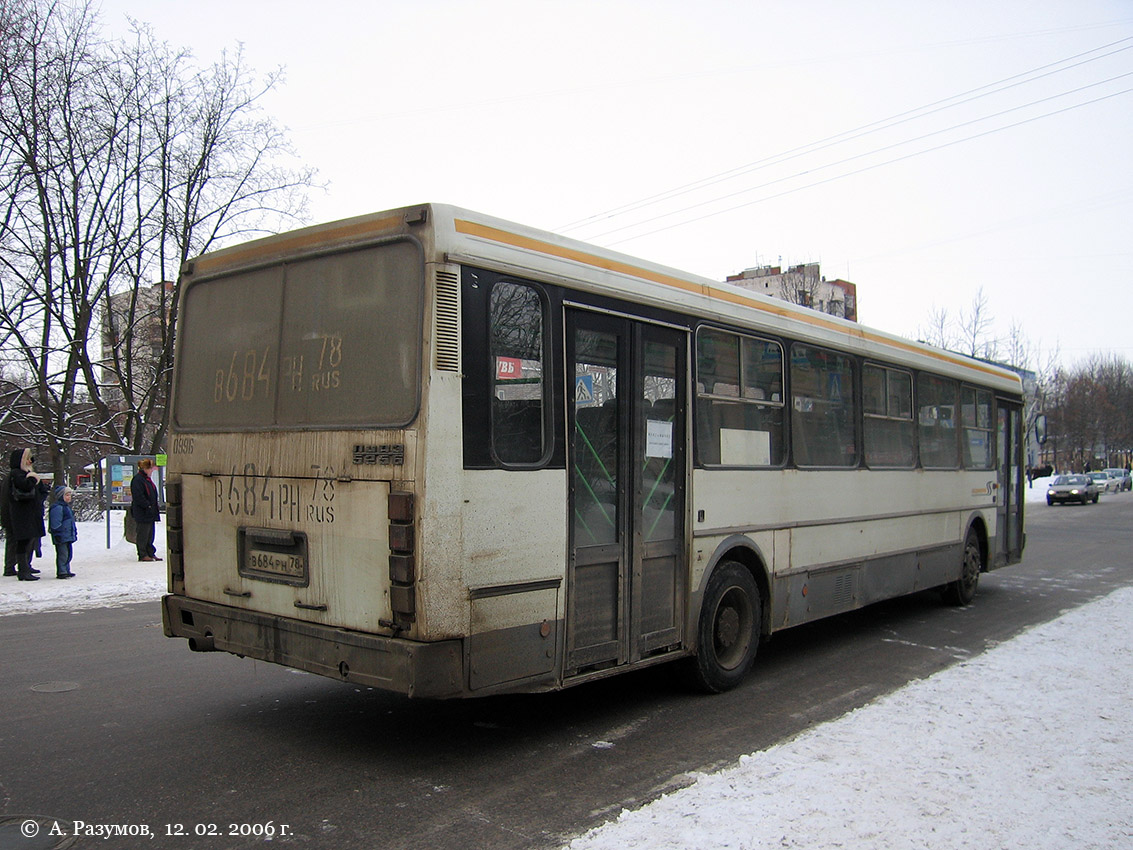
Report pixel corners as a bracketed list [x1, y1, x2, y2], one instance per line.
[943, 530, 982, 606]
[685, 561, 761, 693]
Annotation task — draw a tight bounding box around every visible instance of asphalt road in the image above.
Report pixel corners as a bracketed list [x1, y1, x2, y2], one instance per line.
[2, 493, 1131, 850]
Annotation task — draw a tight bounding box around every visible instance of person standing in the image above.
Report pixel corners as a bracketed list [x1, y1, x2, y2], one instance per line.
[0, 467, 16, 577]
[8, 449, 50, 581]
[130, 458, 162, 562]
[28, 479, 48, 571]
[48, 485, 78, 579]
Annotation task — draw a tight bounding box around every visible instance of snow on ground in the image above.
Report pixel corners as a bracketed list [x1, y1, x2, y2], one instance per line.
[563, 584, 1133, 850]
[3, 482, 1130, 849]
[0, 517, 165, 616]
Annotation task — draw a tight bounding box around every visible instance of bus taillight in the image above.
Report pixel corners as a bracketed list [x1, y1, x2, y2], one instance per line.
[166, 478, 184, 592]
[388, 491, 416, 625]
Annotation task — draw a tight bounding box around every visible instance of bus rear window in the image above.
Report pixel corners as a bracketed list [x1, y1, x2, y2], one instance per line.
[175, 240, 424, 429]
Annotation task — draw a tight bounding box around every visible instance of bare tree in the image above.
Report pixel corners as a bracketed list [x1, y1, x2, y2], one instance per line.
[1047, 354, 1133, 471]
[777, 264, 832, 313]
[957, 286, 998, 360]
[917, 305, 955, 350]
[0, 0, 318, 479]
[917, 288, 1000, 360]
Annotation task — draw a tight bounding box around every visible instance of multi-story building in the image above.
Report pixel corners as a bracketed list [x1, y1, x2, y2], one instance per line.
[100, 280, 174, 445]
[726, 263, 858, 322]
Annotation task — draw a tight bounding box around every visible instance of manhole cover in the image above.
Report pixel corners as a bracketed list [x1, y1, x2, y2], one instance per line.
[0, 816, 77, 849]
[29, 682, 81, 694]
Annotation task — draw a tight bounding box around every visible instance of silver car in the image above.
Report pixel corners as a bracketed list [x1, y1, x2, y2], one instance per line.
[1103, 468, 1131, 492]
[1088, 471, 1117, 494]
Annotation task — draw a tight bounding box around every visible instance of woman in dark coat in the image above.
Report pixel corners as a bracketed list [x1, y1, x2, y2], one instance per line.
[8, 448, 50, 581]
[130, 458, 162, 562]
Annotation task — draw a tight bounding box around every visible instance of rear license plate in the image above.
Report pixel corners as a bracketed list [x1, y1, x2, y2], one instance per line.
[238, 528, 310, 586]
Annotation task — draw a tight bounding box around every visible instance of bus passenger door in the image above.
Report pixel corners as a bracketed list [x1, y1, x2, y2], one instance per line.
[996, 401, 1025, 564]
[566, 309, 687, 674]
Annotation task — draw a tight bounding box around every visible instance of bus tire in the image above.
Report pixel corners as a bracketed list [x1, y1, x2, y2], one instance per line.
[685, 561, 761, 693]
[943, 529, 982, 607]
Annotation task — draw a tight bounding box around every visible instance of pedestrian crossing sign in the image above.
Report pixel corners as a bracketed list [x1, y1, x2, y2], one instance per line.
[575, 375, 595, 407]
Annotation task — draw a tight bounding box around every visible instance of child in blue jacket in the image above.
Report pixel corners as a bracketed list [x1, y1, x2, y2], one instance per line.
[48, 485, 78, 579]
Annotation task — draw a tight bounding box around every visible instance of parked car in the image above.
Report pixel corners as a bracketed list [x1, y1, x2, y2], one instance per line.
[1047, 474, 1100, 505]
[1103, 468, 1132, 492]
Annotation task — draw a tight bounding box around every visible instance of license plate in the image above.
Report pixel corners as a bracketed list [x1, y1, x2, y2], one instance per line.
[247, 548, 306, 579]
[238, 528, 309, 586]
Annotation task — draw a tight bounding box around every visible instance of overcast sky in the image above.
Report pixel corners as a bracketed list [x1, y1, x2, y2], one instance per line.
[97, 0, 1133, 366]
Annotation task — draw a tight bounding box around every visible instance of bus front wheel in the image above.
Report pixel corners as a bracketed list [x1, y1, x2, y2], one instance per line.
[943, 530, 982, 606]
[685, 561, 761, 693]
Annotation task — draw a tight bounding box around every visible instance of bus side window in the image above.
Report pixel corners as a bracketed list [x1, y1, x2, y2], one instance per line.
[790, 344, 858, 468]
[489, 281, 547, 465]
[863, 364, 915, 468]
[918, 374, 960, 469]
[695, 328, 784, 467]
[961, 386, 994, 469]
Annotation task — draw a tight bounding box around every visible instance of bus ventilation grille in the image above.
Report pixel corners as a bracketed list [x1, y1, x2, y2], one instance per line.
[833, 572, 855, 607]
[434, 270, 460, 372]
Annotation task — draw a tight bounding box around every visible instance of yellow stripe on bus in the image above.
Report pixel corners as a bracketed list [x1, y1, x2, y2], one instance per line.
[454, 219, 1018, 386]
[194, 214, 404, 277]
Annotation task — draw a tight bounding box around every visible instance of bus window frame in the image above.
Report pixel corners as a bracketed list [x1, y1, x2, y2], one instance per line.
[788, 341, 860, 470]
[916, 372, 961, 470]
[461, 266, 561, 471]
[487, 279, 553, 468]
[693, 324, 788, 470]
[961, 384, 995, 470]
[862, 361, 916, 470]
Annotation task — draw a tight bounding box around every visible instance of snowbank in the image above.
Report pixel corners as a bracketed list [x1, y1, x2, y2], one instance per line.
[564, 585, 1133, 850]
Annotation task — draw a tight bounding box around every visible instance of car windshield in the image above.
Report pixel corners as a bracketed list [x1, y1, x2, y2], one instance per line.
[1054, 475, 1087, 485]
[1088, 473, 1106, 480]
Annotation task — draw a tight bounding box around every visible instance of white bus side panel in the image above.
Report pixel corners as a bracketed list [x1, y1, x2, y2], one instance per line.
[693, 468, 998, 628]
[459, 469, 567, 691]
[459, 470, 567, 588]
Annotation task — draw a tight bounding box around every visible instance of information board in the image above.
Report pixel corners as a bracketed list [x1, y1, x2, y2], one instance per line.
[104, 455, 166, 509]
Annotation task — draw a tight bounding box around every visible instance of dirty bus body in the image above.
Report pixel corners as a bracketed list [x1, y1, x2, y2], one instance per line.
[162, 203, 1026, 698]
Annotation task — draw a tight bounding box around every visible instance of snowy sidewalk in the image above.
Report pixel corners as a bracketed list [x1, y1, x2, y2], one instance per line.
[0, 519, 165, 617]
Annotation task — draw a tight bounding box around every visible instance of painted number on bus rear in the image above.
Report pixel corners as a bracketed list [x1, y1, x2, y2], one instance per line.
[213, 464, 336, 524]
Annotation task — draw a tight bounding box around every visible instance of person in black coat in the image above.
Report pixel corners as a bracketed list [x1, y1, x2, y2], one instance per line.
[130, 458, 162, 562]
[8, 448, 50, 581]
[0, 468, 16, 577]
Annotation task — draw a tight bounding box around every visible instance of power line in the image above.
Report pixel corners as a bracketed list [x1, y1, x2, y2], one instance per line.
[600, 84, 1133, 247]
[559, 35, 1133, 236]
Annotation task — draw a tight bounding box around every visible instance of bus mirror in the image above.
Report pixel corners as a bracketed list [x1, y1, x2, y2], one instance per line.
[1034, 414, 1048, 445]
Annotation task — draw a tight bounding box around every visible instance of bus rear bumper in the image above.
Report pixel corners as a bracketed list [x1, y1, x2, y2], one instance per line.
[161, 594, 464, 699]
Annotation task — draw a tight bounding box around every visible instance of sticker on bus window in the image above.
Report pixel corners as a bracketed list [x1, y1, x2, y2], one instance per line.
[646, 420, 673, 459]
[496, 356, 523, 381]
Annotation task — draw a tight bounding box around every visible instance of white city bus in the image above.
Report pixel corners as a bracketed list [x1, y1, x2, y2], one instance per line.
[162, 204, 1025, 697]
